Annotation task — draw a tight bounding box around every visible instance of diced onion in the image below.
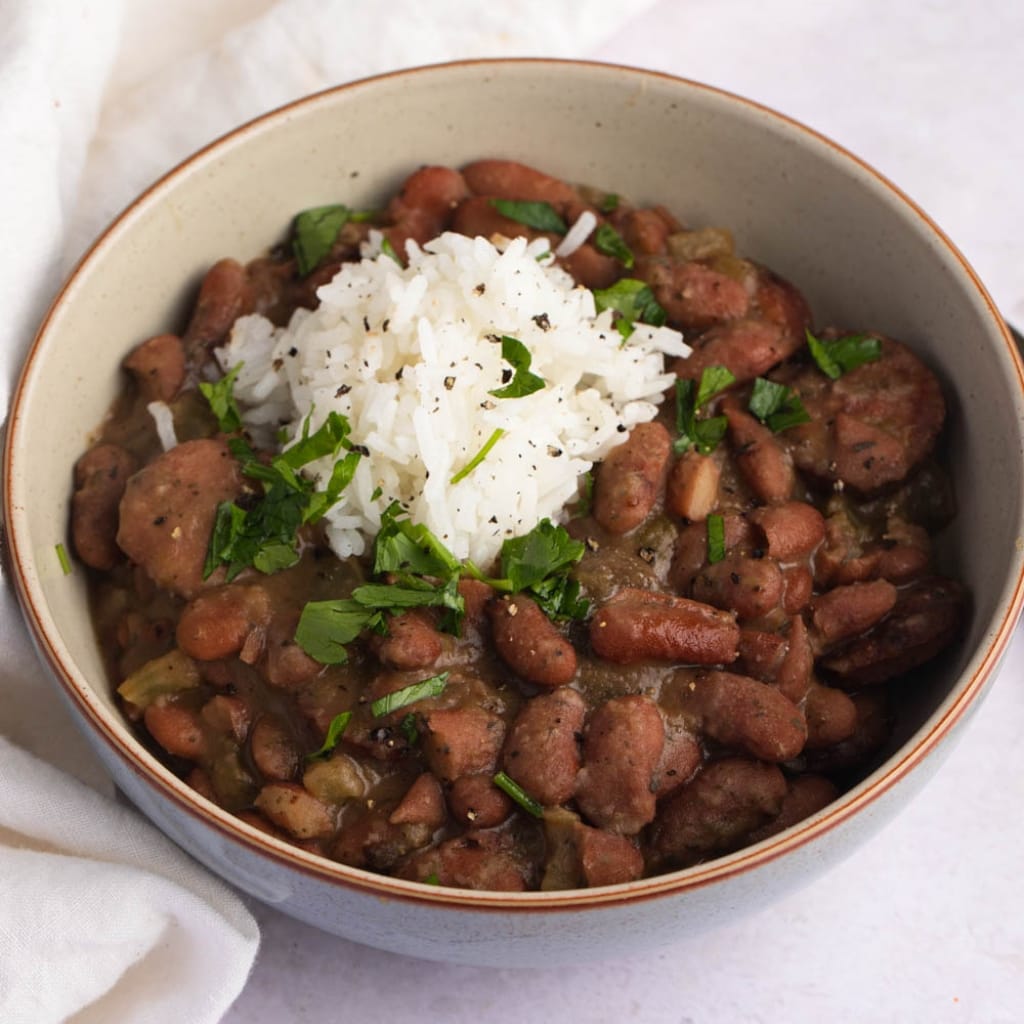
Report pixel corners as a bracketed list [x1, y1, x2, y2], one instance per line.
[554, 210, 598, 259]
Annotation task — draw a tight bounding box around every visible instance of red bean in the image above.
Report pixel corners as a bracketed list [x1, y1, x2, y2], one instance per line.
[447, 773, 513, 828]
[812, 579, 898, 646]
[750, 501, 826, 561]
[690, 554, 785, 623]
[592, 421, 672, 535]
[782, 565, 814, 616]
[820, 577, 966, 685]
[144, 699, 207, 761]
[686, 670, 807, 762]
[724, 404, 795, 504]
[71, 443, 138, 571]
[389, 772, 447, 829]
[398, 830, 530, 891]
[802, 683, 858, 749]
[577, 826, 645, 887]
[420, 707, 505, 783]
[462, 159, 579, 206]
[650, 758, 787, 866]
[123, 333, 186, 402]
[502, 687, 585, 807]
[176, 584, 272, 661]
[575, 695, 664, 835]
[589, 587, 740, 665]
[488, 594, 577, 687]
[746, 774, 839, 843]
[183, 258, 253, 358]
[372, 609, 443, 670]
[384, 165, 470, 256]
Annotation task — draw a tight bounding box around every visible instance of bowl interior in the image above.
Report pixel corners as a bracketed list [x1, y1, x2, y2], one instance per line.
[6, 60, 1023, 896]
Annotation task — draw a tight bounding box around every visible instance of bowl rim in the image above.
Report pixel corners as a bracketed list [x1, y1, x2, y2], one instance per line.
[5, 56, 1024, 912]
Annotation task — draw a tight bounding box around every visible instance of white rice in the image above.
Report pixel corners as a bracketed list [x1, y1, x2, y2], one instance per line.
[217, 231, 690, 568]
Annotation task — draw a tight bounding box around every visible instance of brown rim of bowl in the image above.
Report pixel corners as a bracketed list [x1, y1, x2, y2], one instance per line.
[5, 58, 1024, 912]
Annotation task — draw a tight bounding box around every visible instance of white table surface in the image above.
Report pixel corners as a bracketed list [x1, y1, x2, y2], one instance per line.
[11, 1, 1024, 1021]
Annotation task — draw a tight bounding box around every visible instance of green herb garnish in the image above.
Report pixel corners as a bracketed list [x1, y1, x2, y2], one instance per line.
[593, 223, 634, 268]
[198, 362, 244, 433]
[488, 336, 545, 400]
[55, 542, 72, 576]
[373, 501, 463, 580]
[490, 199, 567, 234]
[380, 236, 401, 265]
[747, 377, 811, 433]
[400, 713, 419, 745]
[673, 365, 736, 455]
[371, 672, 449, 718]
[292, 205, 357, 276]
[805, 329, 882, 379]
[706, 513, 726, 564]
[469, 518, 589, 620]
[203, 410, 361, 580]
[592, 279, 667, 340]
[450, 428, 505, 485]
[493, 771, 544, 817]
[306, 711, 352, 761]
[599, 193, 620, 213]
[294, 599, 385, 665]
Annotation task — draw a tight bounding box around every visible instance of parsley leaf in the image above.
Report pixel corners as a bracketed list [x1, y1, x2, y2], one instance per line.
[806, 329, 882, 379]
[373, 502, 462, 579]
[203, 411, 361, 581]
[747, 378, 811, 433]
[599, 193, 620, 213]
[293, 205, 352, 276]
[674, 365, 736, 455]
[380, 236, 401, 265]
[294, 599, 384, 665]
[490, 199, 567, 234]
[592, 279, 667, 340]
[593, 223, 634, 268]
[488, 336, 545, 399]
[371, 672, 449, 718]
[706, 513, 726, 564]
[198, 362, 244, 433]
[478, 518, 589, 621]
[306, 711, 352, 761]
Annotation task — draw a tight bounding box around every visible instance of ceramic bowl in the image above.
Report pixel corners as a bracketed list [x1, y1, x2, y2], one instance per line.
[5, 59, 1023, 968]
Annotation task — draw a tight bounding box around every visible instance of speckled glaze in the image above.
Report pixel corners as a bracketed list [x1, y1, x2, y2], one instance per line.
[5, 60, 1023, 967]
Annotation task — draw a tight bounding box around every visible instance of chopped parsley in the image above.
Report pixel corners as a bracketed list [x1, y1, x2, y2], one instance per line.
[592, 223, 634, 268]
[673, 365, 736, 455]
[371, 672, 449, 718]
[747, 377, 811, 433]
[592, 279, 667, 340]
[489, 198, 567, 234]
[706, 513, 726, 564]
[198, 362, 244, 433]
[599, 193, 620, 213]
[493, 771, 544, 817]
[806, 328, 882, 379]
[488, 336, 545, 399]
[292, 204, 374, 276]
[203, 408, 362, 580]
[306, 711, 352, 761]
[450, 428, 505, 485]
[380, 236, 401, 265]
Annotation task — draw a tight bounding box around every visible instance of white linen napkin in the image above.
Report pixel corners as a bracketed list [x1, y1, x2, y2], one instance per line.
[0, 1, 655, 1021]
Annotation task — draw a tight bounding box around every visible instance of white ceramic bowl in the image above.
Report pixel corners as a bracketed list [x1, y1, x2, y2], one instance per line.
[5, 60, 1024, 967]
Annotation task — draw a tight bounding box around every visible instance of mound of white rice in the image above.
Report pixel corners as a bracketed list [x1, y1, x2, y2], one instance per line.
[217, 232, 689, 568]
